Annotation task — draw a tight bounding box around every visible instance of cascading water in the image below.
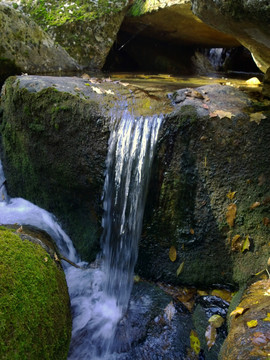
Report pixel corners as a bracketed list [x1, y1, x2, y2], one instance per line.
[0, 110, 162, 359]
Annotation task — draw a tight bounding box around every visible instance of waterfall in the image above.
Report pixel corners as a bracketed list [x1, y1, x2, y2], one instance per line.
[101, 111, 163, 313]
[0, 110, 162, 359]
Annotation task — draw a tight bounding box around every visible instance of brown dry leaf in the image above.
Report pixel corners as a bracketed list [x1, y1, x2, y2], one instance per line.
[208, 314, 225, 328]
[250, 112, 266, 125]
[241, 235, 250, 252]
[200, 135, 208, 141]
[16, 226, 23, 233]
[54, 253, 60, 262]
[169, 246, 177, 262]
[258, 174, 266, 186]
[164, 301, 175, 322]
[190, 228, 195, 235]
[74, 87, 81, 92]
[205, 324, 217, 350]
[226, 203, 237, 227]
[202, 104, 209, 109]
[81, 73, 90, 80]
[231, 234, 241, 246]
[227, 191, 236, 200]
[262, 217, 270, 226]
[250, 201, 261, 209]
[210, 112, 218, 118]
[215, 110, 233, 119]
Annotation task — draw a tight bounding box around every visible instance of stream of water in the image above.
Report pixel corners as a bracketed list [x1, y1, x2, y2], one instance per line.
[0, 110, 162, 359]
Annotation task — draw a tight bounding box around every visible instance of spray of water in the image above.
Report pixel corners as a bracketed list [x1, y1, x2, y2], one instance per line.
[0, 110, 162, 359]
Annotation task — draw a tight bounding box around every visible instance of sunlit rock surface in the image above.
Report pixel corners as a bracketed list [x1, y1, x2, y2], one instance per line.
[191, 0, 270, 73]
[220, 280, 270, 359]
[0, 3, 80, 77]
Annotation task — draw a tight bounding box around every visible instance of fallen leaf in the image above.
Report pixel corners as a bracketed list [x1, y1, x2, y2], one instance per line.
[214, 110, 233, 119]
[104, 89, 115, 95]
[263, 313, 270, 322]
[205, 324, 217, 350]
[190, 330, 201, 355]
[241, 235, 250, 252]
[250, 202, 261, 209]
[251, 332, 268, 346]
[264, 288, 270, 296]
[164, 301, 175, 322]
[258, 174, 266, 186]
[190, 228, 195, 235]
[246, 77, 261, 85]
[247, 319, 258, 328]
[250, 112, 266, 125]
[74, 87, 81, 92]
[204, 156, 207, 167]
[226, 203, 237, 227]
[202, 104, 209, 109]
[133, 274, 140, 282]
[208, 314, 225, 328]
[176, 261, 184, 276]
[16, 226, 23, 233]
[210, 112, 218, 118]
[84, 83, 90, 86]
[169, 246, 177, 262]
[267, 257, 270, 267]
[91, 86, 103, 94]
[231, 234, 241, 248]
[227, 191, 236, 200]
[54, 253, 60, 262]
[200, 135, 207, 141]
[263, 217, 270, 226]
[81, 73, 90, 80]
[230, 307, 247, 317]
[197, 290, 208, 296]
[211, 289, 232, 302]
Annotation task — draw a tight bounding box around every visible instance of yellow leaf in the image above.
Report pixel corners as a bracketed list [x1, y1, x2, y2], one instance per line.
[241, 236, 250, 252]
[247, 319, 258, 328]
[169, 246, 177, 262]
[205, 324, 217, 350]
[230, 307, 246, 317]
[226, 203, 237, 227]
[211, 289, 232, 302]
[197, 290, 208, 296]
[190, 330, 200, 355]
[250, 112, 266, 125]
[263, 313, 270, 322]
[208, 314, 225, 328]
[231, 234, 241, 247]
[246, 77, 261, 85]
[215, 110, 233, 119]
[227, 191, 236, 200]
[176, 261, 184, 277]
[133, 275, 140, 283]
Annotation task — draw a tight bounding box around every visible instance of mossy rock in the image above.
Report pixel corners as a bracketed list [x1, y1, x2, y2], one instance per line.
[0, 226, 71, 360]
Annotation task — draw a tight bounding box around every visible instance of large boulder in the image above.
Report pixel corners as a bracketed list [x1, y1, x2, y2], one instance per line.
[191, 0, 270, 73]
[0, 225, 71, 359]
[137, 84, 270, 288]
[0, 74, 169, 262]
[10, 0, 131, 70]
[0, 3, 80, 81]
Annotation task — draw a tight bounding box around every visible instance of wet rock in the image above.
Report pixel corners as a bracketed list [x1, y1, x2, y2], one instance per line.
[220, 280, 270, 359]
[138, 84, 270, 288]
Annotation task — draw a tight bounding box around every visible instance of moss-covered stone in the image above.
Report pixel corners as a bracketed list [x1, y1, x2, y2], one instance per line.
[0, 226, 71, 359]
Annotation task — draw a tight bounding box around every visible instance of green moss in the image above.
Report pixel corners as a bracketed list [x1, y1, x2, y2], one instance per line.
[20, 0, 128, 28]
[0, 227, 71, 360]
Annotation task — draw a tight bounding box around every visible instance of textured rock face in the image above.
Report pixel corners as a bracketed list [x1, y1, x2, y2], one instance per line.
[220, 280, 270, 359]
[125, 0, 239, 47]
[191, 0, 270, 73]
[0, 4, 80, 75]
[9, 0, 130, 70]
[0, 74, 170, 262]
[137, 84, 270, 287]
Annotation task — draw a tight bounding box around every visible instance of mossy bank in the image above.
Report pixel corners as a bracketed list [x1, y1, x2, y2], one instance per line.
[0, 226, 71, 360]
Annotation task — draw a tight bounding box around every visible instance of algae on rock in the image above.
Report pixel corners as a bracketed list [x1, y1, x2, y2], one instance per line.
[0, 226, 71, 360]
